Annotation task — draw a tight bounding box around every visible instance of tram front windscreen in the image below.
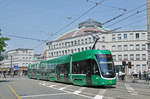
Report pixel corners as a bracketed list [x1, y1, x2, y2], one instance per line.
[95, 54, 116, 78]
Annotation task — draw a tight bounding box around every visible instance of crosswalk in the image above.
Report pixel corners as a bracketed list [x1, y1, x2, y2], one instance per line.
[38, 81, 150, 99]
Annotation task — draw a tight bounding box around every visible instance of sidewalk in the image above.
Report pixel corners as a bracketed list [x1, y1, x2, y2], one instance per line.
[118, 77, 150, 84]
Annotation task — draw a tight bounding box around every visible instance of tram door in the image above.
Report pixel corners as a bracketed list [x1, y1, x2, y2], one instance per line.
[56, 65, 60, 81]
[86, 60, 92, 85]
[64, 64, 69, 82]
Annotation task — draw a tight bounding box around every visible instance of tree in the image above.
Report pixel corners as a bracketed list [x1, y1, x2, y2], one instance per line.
[0, 29, 10, 61]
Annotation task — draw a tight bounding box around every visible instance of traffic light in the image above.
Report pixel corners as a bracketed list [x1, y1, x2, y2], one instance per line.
[128, 62, 132, 68]
[122, 60, 126, 66]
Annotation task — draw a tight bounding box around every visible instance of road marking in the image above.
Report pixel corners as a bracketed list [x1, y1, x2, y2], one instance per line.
[94, 95, 103, 99]
[73, 87, 85, 95]
[21, 93, 69, 98]
[93, 89, 106, 99]
[59, 85, 72, 90]
[39, 82, 92, 98]
[8, 85, 22, 99]
[125, 83, 138, 95]
[47, 85, 56, 88]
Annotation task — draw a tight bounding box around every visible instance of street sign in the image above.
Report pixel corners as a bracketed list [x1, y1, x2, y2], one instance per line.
[14, 65, 19, 70]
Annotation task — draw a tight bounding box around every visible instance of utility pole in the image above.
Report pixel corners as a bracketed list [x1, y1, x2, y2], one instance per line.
[10, 55, 12, 75]
[147, 0, 150, 69]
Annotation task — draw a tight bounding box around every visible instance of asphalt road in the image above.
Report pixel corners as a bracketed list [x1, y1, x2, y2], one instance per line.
[0, 77, 150, 99]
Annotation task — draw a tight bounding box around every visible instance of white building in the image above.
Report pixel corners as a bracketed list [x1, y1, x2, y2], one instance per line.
[46, 19, 148, 74]
[0, 48, 34, 74]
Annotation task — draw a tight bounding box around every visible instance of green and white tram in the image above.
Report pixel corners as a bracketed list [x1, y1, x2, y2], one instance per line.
[28, 50, 116, 86]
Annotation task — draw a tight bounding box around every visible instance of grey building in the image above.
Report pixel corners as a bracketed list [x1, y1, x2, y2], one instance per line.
[46, 19, 148, 75]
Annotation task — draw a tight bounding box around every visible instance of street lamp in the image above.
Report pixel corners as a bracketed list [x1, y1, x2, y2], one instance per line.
[10, 55, 13, 76]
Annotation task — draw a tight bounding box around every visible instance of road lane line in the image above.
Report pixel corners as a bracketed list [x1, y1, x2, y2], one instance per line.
[93, 89, 106, 99]
[73, 87, 85, 94]
[47, 85, 56, 87]
[8, 85, 22, 99]
[125, 83, 138, 95]
[21, 93, 69, 98]
[59, 85, 72, 90]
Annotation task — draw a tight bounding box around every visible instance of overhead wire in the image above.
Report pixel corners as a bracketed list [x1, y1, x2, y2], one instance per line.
[32, 0, 106, 49]
[105, 7, 149, 28]
[2, 34, 48, 42]
[105, 1, 149, 28]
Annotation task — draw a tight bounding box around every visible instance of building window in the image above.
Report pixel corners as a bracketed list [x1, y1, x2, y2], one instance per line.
[71, 41, 73, 46]
[65, 50, 67, 55]
[142, 64, 146, 72]
[78, 48, 80, 52]
[85, 38, 87, 44]
[124, 34, 127, 39]
[74, 40, 77, 45]
[89, 47, 91, 49]
[82, 47, 84, 51]
[62, 43, 64, 47]
[71, 49, 73, 54]
[51, 52, 53, 56]
[136, 44, 140, 50]
[136, 54, 140, 60]
[130, 54, 134, 60]
[142, 54, 146, 60]
[102, 36, 105, 41]
[118, 45, 122, 50]
[78, 40, 80, 45]
[136, 64, 140, 73]
[81, 39, 84, 44]
[85, 47, 87, 50]
[117, 34, 121, 40]
[136, 33, 139, 39]
[112, 45, 116, 51]
[89, 37, 91, 43]
[124, 45, 128, 50]
[112, 55, 116, 61]
[129, 33, 134, 40]
[142, 44, 146, 50]
[102, 45, 105, 49]
[118, 55, 122, 61]
[68, 50, 70, 54]
[141, 33, 146, 39]
[130, 44, 134, 50]
[124, 54, 128, 60]
[112, 34, 115, 41]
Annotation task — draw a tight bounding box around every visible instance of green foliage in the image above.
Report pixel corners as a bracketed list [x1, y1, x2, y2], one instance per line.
[0, 29, 10, 61]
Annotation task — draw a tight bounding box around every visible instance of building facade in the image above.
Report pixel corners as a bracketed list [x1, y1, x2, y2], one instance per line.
[0, 48, 34, 75]
[46, 19, 148, 75]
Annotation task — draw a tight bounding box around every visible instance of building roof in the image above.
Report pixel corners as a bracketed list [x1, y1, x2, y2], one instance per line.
[7, 48, 33, 52]
[56, 19, 108, 41]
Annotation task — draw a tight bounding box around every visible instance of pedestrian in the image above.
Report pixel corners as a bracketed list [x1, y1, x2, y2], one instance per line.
[143, 71, 146, 80]
[139, 71, 141, 80]
[3, 71, 6, 78]
[146, 70, 150, 84]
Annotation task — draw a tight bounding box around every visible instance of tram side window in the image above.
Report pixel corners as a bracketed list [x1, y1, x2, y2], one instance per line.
[49, 63, 55, 73]
[72, 59, 99, 75]
[37, 65, 40, 74]
[90, 59, 100, 75]
[64, 63, 69, 74]
[41, 64, 45, 76]
[56, 63, 69, 74]
[72, 60, 88, 74]
[45, 64, 47, 76]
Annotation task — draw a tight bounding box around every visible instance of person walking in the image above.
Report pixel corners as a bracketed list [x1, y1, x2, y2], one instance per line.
[139, 71, 141, 80]
[3, 71, 6, 78]
[146, 70, 150, 84]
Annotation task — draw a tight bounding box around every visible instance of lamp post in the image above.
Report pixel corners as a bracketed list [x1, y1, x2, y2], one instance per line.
[10, 55, 12, 76]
